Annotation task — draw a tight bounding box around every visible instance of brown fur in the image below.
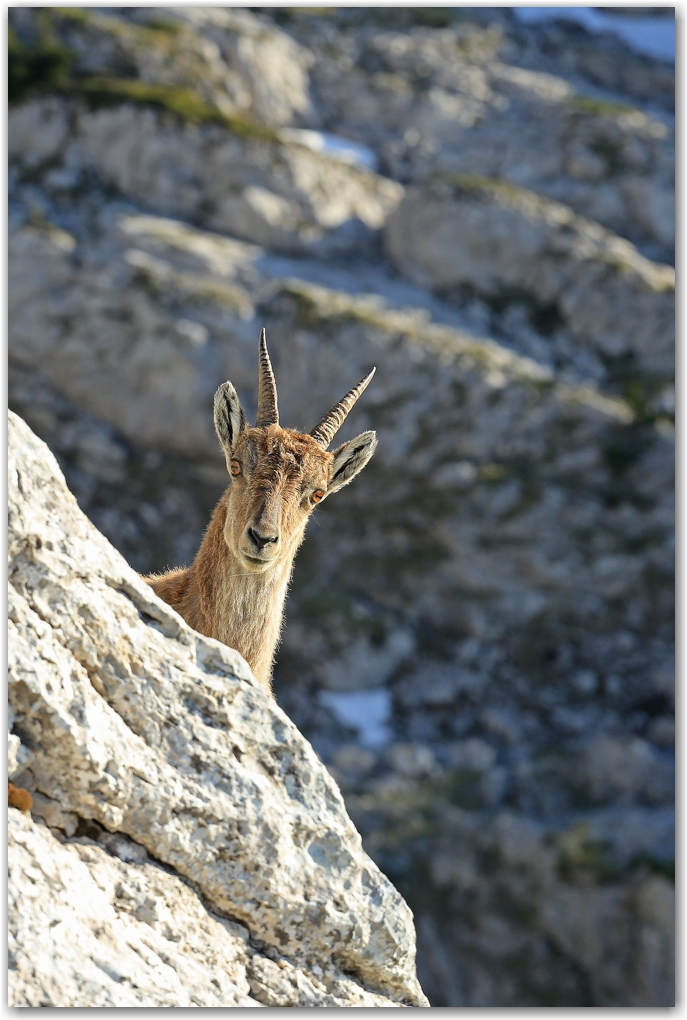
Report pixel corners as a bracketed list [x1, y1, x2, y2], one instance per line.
[146, 339, 377, 695]
[147, 426, 339, 692]
[8, 782, 33, 813]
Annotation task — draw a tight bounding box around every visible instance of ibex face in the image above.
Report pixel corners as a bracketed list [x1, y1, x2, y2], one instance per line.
[214, 330, 378, 575]
[223, 426, 332, 572]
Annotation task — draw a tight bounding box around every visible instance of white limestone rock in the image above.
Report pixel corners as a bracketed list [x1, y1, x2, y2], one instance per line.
[384, 178, 674, 374]
[7, 210, 556, 462]
[7, 410, 428, 1008]
[9, 809, 258, 1007]
[8, 97, 402, 253]
[9, 7, 314, 130]
[175, 7, 315, 127]
[306, 23, 674, 257]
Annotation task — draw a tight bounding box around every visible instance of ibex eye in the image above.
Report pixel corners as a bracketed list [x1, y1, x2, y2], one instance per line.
[230, 459, 241, 477]
[312, 490, 325, 503]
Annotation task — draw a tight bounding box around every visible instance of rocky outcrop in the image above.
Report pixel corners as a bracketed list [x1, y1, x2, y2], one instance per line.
[507, 13, 675, 113]
[8, 410, 428, 1008]
[8, 96, 401, 253]
[384, 177, 674, 377]
[10, 6, 314, 128]
[298, 15, 674, 261]
[10, 8, 674, 261]
[8, 211, 564, 461]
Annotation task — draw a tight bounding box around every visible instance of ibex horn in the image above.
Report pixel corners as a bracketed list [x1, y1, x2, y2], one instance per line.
[256, 328, 279, 428]
[310, 367, 376, 449]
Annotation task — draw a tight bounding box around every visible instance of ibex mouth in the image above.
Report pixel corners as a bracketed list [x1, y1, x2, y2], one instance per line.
[239, 551, 277, 573]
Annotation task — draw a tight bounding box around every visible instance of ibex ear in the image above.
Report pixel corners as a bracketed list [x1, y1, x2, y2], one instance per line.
[214, 381, 247, 470]
[327, 431, 377, 495]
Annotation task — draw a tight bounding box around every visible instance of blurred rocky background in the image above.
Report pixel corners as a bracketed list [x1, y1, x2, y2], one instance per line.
[8, 6, 674, 1006]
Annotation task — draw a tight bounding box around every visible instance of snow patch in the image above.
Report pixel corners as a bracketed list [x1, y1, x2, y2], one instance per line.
[320, 689, 392, 749]
[279, 129, 378, 171]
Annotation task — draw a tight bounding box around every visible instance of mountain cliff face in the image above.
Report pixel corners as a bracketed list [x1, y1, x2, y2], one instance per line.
[9, 7, 673, 1006]
[8, 410, 428, 1008]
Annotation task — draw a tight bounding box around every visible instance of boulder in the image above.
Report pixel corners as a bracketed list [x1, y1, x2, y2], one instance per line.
[9, 7, 314, 129]
[505, 14, 675, 112]
[8, 97, 402, 253]
[384, 177, 674, 375]
[7, 410, 428, 1008]
[304, 20, 674, 258]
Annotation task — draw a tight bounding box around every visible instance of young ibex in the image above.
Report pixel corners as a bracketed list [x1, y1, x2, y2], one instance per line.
[146, 330, 377, 693]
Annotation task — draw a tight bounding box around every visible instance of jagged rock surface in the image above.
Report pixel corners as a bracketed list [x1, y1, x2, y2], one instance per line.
[8, 96, 401, 253]
[384, 177, 674, 376]
[10, 810, 258, 1007]
[8, 410, 428, 1008]
[297, 14, 674, 261]
[10, 6, 314, 128]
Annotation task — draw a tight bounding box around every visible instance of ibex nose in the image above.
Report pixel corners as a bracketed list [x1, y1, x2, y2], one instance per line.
[247, 526, 278, 552]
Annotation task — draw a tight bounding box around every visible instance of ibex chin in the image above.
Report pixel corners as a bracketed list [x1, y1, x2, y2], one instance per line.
[146, 329, 377, 693]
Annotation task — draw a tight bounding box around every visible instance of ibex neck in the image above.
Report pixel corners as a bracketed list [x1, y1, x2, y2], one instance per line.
[191, 497, 294, 689]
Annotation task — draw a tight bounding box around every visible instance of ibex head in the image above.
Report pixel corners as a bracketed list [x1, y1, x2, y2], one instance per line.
[214, 329, 377, 574]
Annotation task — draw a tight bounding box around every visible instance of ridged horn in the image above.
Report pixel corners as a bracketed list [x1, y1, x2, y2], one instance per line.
[310, 367, 376, 449]
[256, 328, 279, 427]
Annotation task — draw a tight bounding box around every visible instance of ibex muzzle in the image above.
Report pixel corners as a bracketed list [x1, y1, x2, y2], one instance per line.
[236, 469, 290, 571]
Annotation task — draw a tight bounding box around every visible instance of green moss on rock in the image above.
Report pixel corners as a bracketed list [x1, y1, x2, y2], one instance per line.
[8, 23, 74, 103]
[568, 95, 640, 118]
[78, 77, 279, 141]
[552, 822, 621, 884]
